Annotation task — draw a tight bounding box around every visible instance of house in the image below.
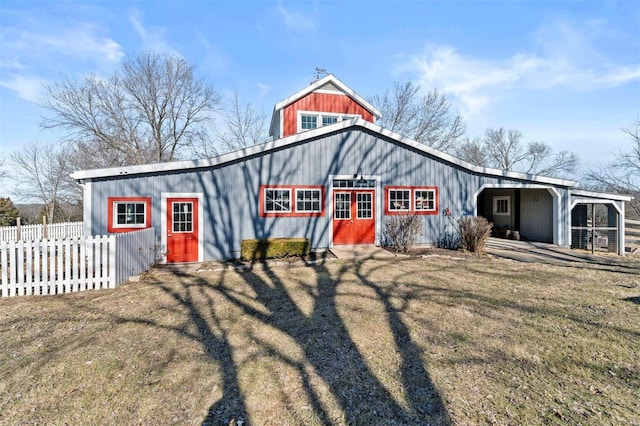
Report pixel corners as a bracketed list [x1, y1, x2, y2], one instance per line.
[72, 74, 632, 262]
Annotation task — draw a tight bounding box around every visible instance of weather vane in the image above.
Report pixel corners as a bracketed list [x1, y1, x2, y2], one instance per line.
[314, 67, 328, 80]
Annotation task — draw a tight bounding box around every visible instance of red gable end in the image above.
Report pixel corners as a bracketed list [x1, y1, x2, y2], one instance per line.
[282, 92, 375, 138]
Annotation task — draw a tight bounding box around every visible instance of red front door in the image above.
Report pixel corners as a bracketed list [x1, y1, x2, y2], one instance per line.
[333, 190, 375, 245]
[166, 198, 198, 263]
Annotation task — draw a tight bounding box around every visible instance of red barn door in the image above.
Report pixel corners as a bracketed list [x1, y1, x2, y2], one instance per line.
[166, 198, 198, 263]
[333, 190, 375, 245]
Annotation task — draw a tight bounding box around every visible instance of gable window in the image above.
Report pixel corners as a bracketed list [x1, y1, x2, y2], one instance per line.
[107, 197, 152, 233]
[297, 111, 362, 133]
[322, 116, 338, 126]
[265, 188, 291, 213]
[300, 115, 317, 130]
[493, 196, 510, 215]
[385, 186, 439, 215]
[260, 185, 325, 217]
[296, 189, 322, 213]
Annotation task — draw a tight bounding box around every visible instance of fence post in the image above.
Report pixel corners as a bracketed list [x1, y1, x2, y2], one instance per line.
[109, 234, 117, 288]
[16, 217, 21, 241]
[43, 216, 48, 240]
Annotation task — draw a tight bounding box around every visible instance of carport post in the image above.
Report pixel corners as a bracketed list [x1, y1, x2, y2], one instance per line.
[591, 204, 595, 254]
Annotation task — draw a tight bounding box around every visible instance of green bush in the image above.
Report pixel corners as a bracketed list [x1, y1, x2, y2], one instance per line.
[241, 238, 310, 261]
[458, 216, 493, 254]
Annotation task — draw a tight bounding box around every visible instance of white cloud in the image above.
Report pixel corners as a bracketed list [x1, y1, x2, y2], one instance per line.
[257, 82, 271, 99]
[398, 20, 640, 117]
[1, 24, 123, 65]
[276, 5, 316, 32]
[195, 32, 229, 71]
[129, 9, 181, 56]
[0, 75, 45, 103]
[0, 21, 123, 102]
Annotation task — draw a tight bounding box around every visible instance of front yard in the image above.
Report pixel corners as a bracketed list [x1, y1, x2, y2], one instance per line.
[1, 254, 639, 425]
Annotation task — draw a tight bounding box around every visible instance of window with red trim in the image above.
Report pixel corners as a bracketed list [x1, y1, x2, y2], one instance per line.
[107, 197, 152, 233]
[259, 185, 325, 217]
[384, 186, 438, 215]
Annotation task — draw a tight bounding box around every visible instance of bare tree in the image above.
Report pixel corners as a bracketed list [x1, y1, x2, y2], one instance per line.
[0, 155, 7, 181]
[584, 120, 640, 216]
[369, 80, 466, 153]
[42, 51, 222, 167]
[458, 127, 578, 178]
[191, 90, 268, 158]
[456, 136, 486, 167]
[10, 141, 73, 224]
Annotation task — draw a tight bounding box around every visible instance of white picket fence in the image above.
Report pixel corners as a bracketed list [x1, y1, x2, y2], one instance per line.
[0, 221, 84, 242]
[0, 228, 158, 297]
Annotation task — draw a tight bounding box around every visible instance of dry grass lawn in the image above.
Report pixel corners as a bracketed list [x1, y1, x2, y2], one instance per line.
[1, 253, 639, 425]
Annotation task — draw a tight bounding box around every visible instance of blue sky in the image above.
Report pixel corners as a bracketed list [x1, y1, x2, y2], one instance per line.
[1, 0, 639, 190]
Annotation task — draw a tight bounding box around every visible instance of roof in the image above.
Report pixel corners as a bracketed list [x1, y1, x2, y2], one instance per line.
[570, 189, 633, 202]
[268, 74, 382, 137]
[72, 117, 579, 188]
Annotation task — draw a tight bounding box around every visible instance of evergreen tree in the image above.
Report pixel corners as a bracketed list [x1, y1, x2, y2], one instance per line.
[37, 201, 68, 224]
[0, 197, 20, 226]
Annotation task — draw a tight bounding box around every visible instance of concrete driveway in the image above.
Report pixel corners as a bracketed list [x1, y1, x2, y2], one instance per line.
[486, 238, 637, 269]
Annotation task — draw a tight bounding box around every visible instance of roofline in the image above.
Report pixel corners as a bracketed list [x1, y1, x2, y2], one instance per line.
[570, 189, 633, 202]
[72, 118, 578, 187]
[268, 74, 382, 137]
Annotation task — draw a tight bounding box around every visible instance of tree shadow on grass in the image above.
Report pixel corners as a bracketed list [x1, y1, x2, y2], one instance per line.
[203, 259, 451, 425]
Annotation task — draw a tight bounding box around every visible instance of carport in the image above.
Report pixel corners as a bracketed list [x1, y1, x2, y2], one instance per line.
[476, 186, 559, 244]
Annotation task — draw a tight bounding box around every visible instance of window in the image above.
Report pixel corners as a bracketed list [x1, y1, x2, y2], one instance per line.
[300, 115, 317, 130]
[296, 189, 322, 213]
[265, 189, 291, 213]
[493, 196, 510, 215]
[388, 189, 411, 212]
[357, 192, 373, 219]
[385, 186, 438, 215]
[116, 202, 145, 225]
[297, 111, 362, 133]
[322, 115, 338, 126]
[414, 189, 436, 212]
[334, 193, 351, 219]
[172, 202, 193, 232]
[260, 185, 325, 217]
[107, 197, 152, 233]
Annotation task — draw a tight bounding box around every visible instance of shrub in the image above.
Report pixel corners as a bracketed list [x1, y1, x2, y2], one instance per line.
[458, 216, 493, 253]
[241, 238, 310, 261]
[383, 215, 423, 253]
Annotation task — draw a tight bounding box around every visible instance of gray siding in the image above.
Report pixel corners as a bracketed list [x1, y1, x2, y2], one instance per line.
[520, 189, 553, 243]
[88, 127, 571, 260]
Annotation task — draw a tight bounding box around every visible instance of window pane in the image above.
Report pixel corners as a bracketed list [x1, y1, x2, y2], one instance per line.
[322, 116, 338, 126]
[296, 189, 321, 212]
[334, 193, 350, 219]
[389, 190, 410, 211]
[115, 202, 146, 226]
[357, 193, 372, 218]
[415, 190, 435, 211]
[301, 115, 317, 130]
[265, 189, 291, 212]
[172, 202, 194, 232]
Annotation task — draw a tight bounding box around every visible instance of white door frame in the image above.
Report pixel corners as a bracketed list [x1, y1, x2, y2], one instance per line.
[161, 192, 204, 263]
